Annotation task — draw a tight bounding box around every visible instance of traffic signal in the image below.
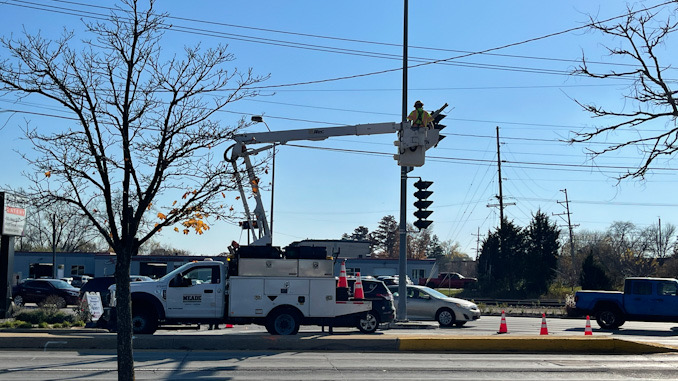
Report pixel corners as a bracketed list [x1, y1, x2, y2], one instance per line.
[424, 104, 448, 151]
[413, 180, 434, 230]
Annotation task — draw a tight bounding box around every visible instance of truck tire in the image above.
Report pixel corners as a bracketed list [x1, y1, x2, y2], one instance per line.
[436, 308, 455, 327]
[132, 306, 158, 334]
[266, 308, 300, 335]
[595, 307, 624, 330]
[357, 311, 379, 334]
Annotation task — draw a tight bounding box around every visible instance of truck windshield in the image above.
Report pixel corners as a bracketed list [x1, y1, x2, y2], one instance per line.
[159, 264, 192, 282]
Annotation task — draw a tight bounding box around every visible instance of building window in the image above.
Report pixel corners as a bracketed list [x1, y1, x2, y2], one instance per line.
[71, 265, 85, 275]
[412, 269, 425, 281]
[346, 267, 360, 276]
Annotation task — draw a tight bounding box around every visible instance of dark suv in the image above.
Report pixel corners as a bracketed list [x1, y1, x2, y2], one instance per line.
[79, 277, 116, 306]
[12, 279, 80, 308]
[336, 277, 395, 329]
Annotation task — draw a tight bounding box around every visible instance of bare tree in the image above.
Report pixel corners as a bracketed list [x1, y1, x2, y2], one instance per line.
[18, 197, 104, 252]
[571, 4, 678, 179]
[640, 222, 677, 259]
[0, 1, 266, 378]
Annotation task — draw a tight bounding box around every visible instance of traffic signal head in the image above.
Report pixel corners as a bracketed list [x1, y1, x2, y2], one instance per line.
[413, 180, 434, 230]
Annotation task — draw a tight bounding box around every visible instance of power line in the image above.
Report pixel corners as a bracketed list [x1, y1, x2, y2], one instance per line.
[5, 0, 675, 90]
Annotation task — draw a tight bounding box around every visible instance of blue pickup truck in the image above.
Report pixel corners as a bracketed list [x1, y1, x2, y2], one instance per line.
[574, 277, 678, 329]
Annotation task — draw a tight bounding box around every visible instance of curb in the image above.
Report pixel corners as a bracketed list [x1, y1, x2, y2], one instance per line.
[0, 332, 676, 354]
[397, 335, 678, 354]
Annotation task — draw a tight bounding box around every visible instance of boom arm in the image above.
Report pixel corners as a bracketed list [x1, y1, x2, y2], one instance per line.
[233, 122, 401, 145]
[225, 122, 401, 246]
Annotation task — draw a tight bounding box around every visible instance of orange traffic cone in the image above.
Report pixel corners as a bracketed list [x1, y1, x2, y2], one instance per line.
[353, 272, 365, 299]
[539, 313, 549, 335]
[497, 310, 508, 334]
[584, 315, 593, 336]
[337, 260, 348, 288]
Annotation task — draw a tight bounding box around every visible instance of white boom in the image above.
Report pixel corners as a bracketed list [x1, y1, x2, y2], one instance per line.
[224, 122, 400, 245]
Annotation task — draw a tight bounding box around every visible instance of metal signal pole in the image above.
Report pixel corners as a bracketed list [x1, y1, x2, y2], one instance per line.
[397, 0, 409, 321]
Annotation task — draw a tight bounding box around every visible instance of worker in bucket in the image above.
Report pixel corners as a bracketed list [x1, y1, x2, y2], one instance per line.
[407, 100, 433, 129]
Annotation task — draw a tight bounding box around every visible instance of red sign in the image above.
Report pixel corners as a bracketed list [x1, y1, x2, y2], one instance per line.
[6, 207, 25, 216]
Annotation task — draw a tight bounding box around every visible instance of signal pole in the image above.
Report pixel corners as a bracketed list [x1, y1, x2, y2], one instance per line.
[397, 0, 409, 321]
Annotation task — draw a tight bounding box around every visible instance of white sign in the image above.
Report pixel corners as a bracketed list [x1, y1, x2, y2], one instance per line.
[85, 292, 104, 322]
[1, 192, 27, 236]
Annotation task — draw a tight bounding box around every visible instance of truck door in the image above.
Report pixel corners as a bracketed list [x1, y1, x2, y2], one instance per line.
[624, 279, 655, 316]
[652, 280, 678, 317]
[166, 265, 222, 319]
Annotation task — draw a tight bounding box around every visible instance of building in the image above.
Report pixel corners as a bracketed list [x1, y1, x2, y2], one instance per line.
[12, 251, 438, 285]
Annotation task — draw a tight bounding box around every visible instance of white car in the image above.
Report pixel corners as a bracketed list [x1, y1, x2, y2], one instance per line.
[389, 284, 481, 327]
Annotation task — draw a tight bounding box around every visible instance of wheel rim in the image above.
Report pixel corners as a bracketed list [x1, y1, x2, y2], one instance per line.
[14, 295, 23, 306]
[274, 314, 296, 335]
[599, 311, 616, 326]
[438, 310, 453, 326]
[132, 315, 147, 332]
[360, 313, 378, 332]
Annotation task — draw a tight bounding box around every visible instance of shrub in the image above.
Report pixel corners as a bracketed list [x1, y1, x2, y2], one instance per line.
[13, 309, 75, 325]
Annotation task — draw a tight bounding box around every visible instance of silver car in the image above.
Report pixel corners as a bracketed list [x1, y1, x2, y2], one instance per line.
[389, 284, 481, 327]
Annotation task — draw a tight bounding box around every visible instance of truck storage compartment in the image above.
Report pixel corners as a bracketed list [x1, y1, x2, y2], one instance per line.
[237, 245, 282, 259]
[284, 246, 328, 260]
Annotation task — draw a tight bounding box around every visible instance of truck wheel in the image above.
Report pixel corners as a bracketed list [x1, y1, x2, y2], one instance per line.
[436, 308, 455, 327]
[266, 309, 300, 335]
[132, 307, 158, 334]
[357, 311, 379, 333]
[595, 308, 623, 330]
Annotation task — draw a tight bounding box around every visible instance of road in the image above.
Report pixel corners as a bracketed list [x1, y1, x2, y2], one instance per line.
[1, 350, 677, 380]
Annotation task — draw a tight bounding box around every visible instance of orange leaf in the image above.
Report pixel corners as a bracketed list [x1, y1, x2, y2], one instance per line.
[157, 212, 167, 220]
[44, 171, 51, 178]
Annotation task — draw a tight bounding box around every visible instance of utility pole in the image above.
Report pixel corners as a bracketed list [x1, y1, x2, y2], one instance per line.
[397, 0, 409, 321]
[554, 189, 578, 285]
[658, 216, 662, 257]
[496, 126, 504, 229]
[52, 214, 57, 279]
[472, 227, 481, 261]
[486, 127, 514, 227]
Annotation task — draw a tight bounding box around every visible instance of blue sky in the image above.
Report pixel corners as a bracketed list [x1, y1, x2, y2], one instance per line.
[1, 1, 677, 256]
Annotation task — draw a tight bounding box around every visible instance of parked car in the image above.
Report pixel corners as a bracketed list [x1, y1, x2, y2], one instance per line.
[418, 272, 478, 289]
[388, 284, 481, 327]
[80, 276, 155, 306]
[376, 275, 413, 286]
[70, 275, 93, 288]
[12, 279, 80, 308]
[346, 277, 396, 327]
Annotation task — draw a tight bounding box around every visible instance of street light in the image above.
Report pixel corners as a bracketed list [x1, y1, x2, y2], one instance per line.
[250, 115, 275, 246]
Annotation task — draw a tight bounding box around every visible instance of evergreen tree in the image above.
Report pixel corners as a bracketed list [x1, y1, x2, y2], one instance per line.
[580, 252, 613, 290]
[523, 210, 561, 296]
[369, 215, 398, 258]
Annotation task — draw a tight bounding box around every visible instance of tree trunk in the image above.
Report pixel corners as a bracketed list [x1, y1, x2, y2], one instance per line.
[115, 245, 134, 381]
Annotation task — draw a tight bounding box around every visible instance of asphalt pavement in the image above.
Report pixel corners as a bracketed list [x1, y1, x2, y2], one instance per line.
[1, 316, 678, 354]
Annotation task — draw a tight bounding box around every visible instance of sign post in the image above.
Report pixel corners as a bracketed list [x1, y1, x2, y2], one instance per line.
[0, 192, 27, 318]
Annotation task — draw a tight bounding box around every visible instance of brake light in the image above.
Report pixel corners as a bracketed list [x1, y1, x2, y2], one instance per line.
[376, 293, 393, 301]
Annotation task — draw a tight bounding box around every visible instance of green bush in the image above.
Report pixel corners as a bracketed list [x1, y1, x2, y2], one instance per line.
[0, 320, 32, 329]
[13, 309, 76, 325]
